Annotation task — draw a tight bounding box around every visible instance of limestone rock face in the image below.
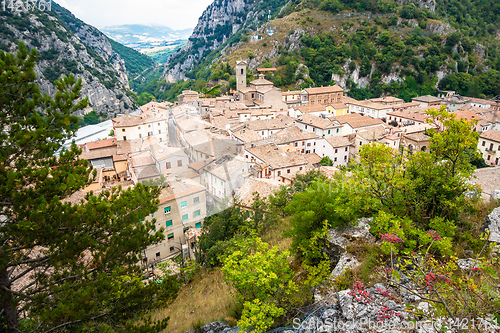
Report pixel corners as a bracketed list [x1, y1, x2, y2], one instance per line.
[484, 207, 500, 243]
[0, 4, 135, 115]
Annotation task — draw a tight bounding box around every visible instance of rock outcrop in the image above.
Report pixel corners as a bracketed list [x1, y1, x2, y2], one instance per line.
[484, 207, 500, 243]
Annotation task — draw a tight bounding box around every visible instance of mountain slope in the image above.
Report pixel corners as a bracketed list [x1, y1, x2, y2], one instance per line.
[0, 4, 137, 115]
[162, 0, 500, 100]
[164, 0, 289, 82]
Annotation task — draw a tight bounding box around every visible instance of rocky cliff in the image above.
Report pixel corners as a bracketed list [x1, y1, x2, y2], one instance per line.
[0, 4, 136, 115]
[163, 0, 289, 82]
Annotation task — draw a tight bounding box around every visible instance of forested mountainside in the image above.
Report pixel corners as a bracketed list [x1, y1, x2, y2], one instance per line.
[156, 0, 500, 102]
[0, 3, 138, 115]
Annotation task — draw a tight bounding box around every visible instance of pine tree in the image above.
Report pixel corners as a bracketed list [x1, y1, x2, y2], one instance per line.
[0, 43, 175, 332]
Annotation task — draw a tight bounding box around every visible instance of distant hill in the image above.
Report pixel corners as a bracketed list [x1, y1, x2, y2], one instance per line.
[100, 24, 192, 49]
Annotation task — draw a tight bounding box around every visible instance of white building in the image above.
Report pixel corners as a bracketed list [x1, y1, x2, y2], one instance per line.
[478, 129, 500, 166]
[112, 113, 168, 142]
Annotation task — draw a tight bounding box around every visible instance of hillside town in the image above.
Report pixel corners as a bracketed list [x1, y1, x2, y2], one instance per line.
[74, 61, 500, 265]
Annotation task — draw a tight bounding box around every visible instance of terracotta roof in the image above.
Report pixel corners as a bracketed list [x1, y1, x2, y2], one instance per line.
[257, 68, 277, 72]
[250, 74, 274, 86]
[297, 114, 336, 129]
[113, 154, 128, 162]
[412, 95, 443, 103]
[158, 178, 206, 203]
[357, 125, 388, 141]
[80, 147, 116, 161]
[283, 90, 301, 96]
[329, 102, 348, 109]
[348, 99, 393, 110]
[246, 115, 295, 131]
[236, 178, 282, 207]
[480, 129, 500, 143]
[370, 96, 404, 104]
[85, 138, 116, 150]
[232, 128, 263, 142]
[469, 97, 495, 106]
[304, 85, 343, 94]
[325, 136, 352, 148]
[386, 109, 431, 122]
[202, 155, 250, 181]
[112, 113, 166, 128]
[392, 102, 420, 110]
[188, 159, 215, 172]
[404, 133, 430, 142]
[246, 144, 308, 168]
[130, 151, 155, 167]
[294, 104, 329, 114]
[271, 126, 319, 145]
[453, 110, 483, 122]
[331, 113, 384, 129]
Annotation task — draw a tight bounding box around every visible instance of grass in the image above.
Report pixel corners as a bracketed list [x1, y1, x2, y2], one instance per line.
[152, 269, 237, 333]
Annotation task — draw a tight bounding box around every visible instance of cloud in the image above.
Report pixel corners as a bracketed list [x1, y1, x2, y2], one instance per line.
[56, 0, 213, 29]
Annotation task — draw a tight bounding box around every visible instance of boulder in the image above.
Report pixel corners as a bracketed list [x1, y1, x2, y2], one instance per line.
[483, 207, 500, 243]
[330, 253, 360, 279]
[457, 258, 480, 271]
[325, 218, 375, 266]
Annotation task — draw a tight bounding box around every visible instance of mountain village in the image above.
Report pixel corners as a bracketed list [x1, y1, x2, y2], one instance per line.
[73, 61, 500, 266]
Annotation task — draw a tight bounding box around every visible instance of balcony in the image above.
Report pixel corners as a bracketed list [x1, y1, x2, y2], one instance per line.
[485, 148, 497, 154]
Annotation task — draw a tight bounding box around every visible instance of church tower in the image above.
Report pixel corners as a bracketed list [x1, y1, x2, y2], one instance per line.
[235, 60, 247, 92]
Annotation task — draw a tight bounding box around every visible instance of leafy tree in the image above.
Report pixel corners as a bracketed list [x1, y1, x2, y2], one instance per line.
[83, 110, 99, 125]
[221, 237, 298, 333]
[319, 156, 333, 166]
[196, 205, 246, 267]
[0, 43, 175, 332]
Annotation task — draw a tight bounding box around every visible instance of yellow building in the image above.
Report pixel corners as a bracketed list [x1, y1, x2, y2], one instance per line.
[326, 103, 349, 116]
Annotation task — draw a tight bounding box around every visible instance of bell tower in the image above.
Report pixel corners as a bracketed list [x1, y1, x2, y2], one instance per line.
[235, 60, 247, 92]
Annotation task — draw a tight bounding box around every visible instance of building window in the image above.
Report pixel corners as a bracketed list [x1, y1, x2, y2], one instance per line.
[345, 147, 348, 152]
[139, 134, 142, 138]
[335, 149, 338, 154]
[278, 171, 281, 176]
[181, 201, 187, 208]
[328, 130, 331, 134]
[167, 233, 174, 240]
[195, 222, 202, 229]
[194, 197, 200, 204]
[148, 124, 151, 128]
[170, 246, 175, 252]
[164, 206, 171, 214]
[151, 213, 154, 217]
[295, 142, 298, 147]
[183, 227, 189, 232]
[156, 252, 160, 257]
[487, 155, 491, 160]
[159, 130, 161, 134]
[177, 160, 183, 167]
[287, 169, 290, 174]
[194, 210, 200, 217]
[123, 136, 126, 140]
[334, 157, 337, 162]
[360, 142, 363, 146]
[337, 128, 339, 133]
[344, 156, 347, 161]
[182, 214, 188, 221]
[122, 129, 125, 132]
[166, 220, 172, 227]
[166, 162, 171, 169]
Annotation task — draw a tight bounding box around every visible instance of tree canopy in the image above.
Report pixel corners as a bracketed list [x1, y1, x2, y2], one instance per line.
[0, 43, 176, 333]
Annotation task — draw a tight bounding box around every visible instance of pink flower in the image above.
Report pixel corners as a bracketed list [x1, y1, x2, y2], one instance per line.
[426, 230, 442, 241]
[380, 233, 404, 244]
[348, 281, 372, 304]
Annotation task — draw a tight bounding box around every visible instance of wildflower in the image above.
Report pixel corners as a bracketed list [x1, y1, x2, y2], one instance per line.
[380, 233, 404, 244]
[348, 281, 372, 304]
[426, 230, 442, 241]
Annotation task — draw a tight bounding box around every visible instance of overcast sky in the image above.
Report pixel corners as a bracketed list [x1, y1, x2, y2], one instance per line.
[56, 0, 214, 30]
